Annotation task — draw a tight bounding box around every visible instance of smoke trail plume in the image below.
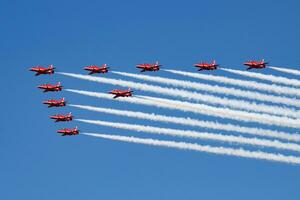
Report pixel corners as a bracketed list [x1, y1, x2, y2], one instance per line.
[83, 133, 300, 165]
[112, 71, 298, 106]
[112, 71, 300, 118]
[270, 66, 300, 77]
[164, 69, 300, 104]
[221, 68, 300, 88]
[59, 72, 299, 117]
[77, 119, 300, 152]
[65, 89, 300, 128]
[70, 104, 300, 142]
[138, 95, 300, 129]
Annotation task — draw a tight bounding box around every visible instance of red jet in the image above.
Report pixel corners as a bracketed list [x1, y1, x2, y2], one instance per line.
[43, 98, 66, 108]
[109, 88, 133, 98]
[244, 59, 268, 70]
[84, 64, 109, 74]
[38, 82, 62, 92]
[50, 112, 73, 122]
[29, 65, 55, 76]
[57, 126, 79, 136]
[136, 61, 162, 72]
[194, 60, 218, 71]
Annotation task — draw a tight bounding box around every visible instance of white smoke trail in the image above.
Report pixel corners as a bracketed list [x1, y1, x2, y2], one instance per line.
[70, 104, 300, 142]
[112, 71, 300, 118]
[270, 66, 300, 77]
[138, 95, 300, 129]
[77, 119, 300, 152]
[65, 89, 300, 128]
[221, 68, 300, 88]
[112, 71, 298, 106]
[164, 69, 300, 103]
[65, 88, 176, 108]
[83, 133, 300, 165]
[59, 72, 299, 118]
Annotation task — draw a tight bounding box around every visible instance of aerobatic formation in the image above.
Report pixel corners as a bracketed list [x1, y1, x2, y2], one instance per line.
[29, 60, 300, 165]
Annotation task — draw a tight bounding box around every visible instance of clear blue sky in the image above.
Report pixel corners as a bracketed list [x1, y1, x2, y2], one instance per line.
[1, 0, 300, 199]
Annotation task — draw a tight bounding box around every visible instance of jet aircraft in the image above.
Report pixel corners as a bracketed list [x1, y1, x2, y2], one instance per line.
[29, 65, 55, 76]
[57, 126, 79, 136]
[244, 59, 268, 70]
[136, 61, 162, 72]
[194, 60, 218, 71]
[43, 98, 66, 108]
[84, 64, 109, 74]
[38, 82, 62, 92]
[50, 112, 73, 122]
[109, 88, 133, 98]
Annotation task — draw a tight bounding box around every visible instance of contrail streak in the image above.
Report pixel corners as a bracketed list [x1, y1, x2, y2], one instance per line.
[112, 71, 295, 106]
[70, 104, 300, 142]
[65, 88, 175, 108]
[112, 71, 300, 118]
[83, 133, 300, 165]
[77, 119, 300, 152]
[65, 89, 300, 128]
[270, 66, 300, 76]
[138, 95, 300, 129]
[221, 68, 300, 88]
[59, 72, 298, 117]
[164, 69, 300, 103]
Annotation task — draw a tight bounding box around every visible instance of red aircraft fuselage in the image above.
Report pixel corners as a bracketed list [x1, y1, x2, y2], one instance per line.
[57, 127, 79, 136]
[194, 60, 218, 71]
[29, 65, 55, 76]
[38, 82, 62, 92]
[43, 98, 66, 108]
[244, 59, 268, 70]
[109, 88, 133, 98]
[84, 64, 109, 74]
[50, 113, 73, 122]
[136, 61, 161, 72]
